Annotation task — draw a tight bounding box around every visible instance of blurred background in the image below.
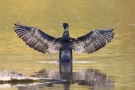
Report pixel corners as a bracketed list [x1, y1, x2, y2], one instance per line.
[0, 0, 135, 90]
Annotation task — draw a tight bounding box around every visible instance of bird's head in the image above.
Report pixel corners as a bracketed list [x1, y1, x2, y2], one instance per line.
[61, 23, 69, 31]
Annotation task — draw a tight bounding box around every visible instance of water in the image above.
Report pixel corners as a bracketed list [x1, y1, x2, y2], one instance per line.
[0, 0, 135, 90]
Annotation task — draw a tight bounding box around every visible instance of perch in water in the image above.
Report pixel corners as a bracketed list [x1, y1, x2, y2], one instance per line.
[14, 23, 115, 62]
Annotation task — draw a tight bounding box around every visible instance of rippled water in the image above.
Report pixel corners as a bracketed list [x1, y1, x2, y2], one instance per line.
[0, 0, 135, 90]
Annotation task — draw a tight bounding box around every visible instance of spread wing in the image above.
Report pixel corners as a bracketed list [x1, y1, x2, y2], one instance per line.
[14, 23, 61, 54]
[70, 27, 115, 54]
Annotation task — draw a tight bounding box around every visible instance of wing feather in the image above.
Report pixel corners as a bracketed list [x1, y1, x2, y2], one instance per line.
[14, 23, 61, 54]
[71, 27, 115, 54]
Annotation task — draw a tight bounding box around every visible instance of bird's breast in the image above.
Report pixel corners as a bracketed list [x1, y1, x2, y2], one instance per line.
[59, 44, 72, 63]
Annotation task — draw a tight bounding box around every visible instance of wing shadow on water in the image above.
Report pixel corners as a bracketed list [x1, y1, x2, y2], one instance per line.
[17, 61, 114, 90]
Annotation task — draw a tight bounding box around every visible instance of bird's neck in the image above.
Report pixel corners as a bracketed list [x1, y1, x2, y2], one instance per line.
[62, 31, 70, 40]
[63, 30, 69, 35]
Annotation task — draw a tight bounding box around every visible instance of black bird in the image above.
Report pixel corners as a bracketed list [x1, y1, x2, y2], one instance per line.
[14, 23, 115, 62]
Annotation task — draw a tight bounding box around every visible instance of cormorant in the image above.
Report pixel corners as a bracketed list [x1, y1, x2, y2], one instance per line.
[14, 23, 115, 62]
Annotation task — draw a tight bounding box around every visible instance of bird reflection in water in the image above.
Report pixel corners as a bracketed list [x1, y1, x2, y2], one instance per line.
[18, 63, 114, 90]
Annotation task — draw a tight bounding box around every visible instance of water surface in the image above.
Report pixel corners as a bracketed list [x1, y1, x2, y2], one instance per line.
[0, 0, 135, 90]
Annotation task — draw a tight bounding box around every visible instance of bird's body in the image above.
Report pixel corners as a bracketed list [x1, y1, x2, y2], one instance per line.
[14, 23, 115, 63]
[59, 43, 72, 62]
[59, 25, 72, 62]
